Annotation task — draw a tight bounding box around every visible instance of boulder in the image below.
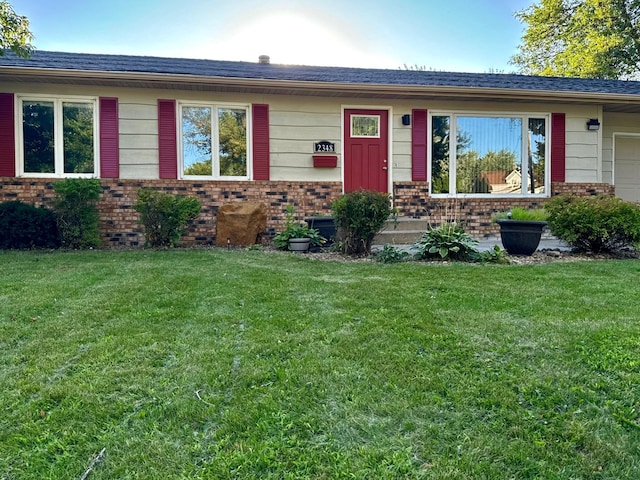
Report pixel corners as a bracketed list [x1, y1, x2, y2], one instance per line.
[216, 202, 267, 246]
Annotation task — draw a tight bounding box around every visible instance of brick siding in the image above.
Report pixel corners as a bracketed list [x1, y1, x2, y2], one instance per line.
[393, 181, 615, 237]
[0, 178, 615, 246]
[0, 178, 342, 247]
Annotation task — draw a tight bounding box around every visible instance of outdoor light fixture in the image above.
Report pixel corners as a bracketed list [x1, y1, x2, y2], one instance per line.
[587, 118, 601, 130]
[402, 114, 411, 126]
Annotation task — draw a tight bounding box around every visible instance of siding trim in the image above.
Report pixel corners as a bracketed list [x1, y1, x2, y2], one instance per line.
[411, 109, 428, 181]
[551, 112, 566, 183]
[99, 97, 119, 178]
[252, 104, 270, 180]
[0, 93, 15, 177]
[158, 99, 178, 179]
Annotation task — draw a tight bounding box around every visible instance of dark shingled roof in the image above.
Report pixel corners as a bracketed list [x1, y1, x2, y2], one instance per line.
[2, 50, 640, 95]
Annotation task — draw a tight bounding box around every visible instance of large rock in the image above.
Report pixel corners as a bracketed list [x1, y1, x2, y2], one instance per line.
[216, 202, 267, 246]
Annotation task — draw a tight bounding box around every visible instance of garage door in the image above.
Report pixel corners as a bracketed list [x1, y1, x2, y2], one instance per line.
[615, 136, 640, 203]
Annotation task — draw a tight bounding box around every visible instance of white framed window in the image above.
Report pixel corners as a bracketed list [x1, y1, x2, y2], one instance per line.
[180, 102, 249, 180]
[17, 95, 98, 177]
[430, 112, 549, 197]
[351, 114, 380, 138]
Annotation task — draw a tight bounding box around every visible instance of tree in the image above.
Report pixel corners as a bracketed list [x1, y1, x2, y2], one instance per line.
[511, 0, 640, 79]
[0, 1, 33, 57]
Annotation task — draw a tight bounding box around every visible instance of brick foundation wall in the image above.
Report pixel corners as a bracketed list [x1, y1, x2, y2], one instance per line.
[393, 181, 616, 237]
[0, 178, 616, 246]
[0, 178, 343, 247]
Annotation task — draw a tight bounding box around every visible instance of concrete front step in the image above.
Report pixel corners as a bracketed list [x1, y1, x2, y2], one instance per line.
[373, 217, 430, 246]
[373, 230, 424, 245]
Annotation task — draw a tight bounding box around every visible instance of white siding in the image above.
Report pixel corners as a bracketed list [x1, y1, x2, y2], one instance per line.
[392, 111, 412, 182]
[565, 105, 602, 183]
[117, 98, 159, 179]
[269, 104, 342, 181]
[0, 81, 610, 187]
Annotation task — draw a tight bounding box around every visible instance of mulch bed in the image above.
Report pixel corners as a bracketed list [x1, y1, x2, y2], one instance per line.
[267, 246, 639, 264]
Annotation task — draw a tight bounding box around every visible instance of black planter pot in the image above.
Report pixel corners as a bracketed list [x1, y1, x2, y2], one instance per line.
[496, 219, 548, 256]
[305, 217, 336, 246]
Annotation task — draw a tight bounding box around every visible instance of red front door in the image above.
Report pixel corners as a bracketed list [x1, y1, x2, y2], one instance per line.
[344, 109, 389, 193]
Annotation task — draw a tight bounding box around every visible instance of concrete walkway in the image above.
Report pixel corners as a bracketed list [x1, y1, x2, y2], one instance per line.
[476, 236, 572, 252]
[372, 236, 571, 253]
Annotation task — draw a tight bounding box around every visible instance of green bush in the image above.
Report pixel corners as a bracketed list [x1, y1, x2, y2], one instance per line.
[546, 194, 640, 253]
[0, 201, 61, 249]
[133, 188, 201, 247]
[413, 223, 479, 261]
[470, 245, 510, 264]
[332, 189, 393, 255]
[53, 178, 102, 249]
[375, 244, 409, 263]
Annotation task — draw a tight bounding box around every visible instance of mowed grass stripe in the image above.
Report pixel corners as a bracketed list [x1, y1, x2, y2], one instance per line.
[1, 250, 639, 479]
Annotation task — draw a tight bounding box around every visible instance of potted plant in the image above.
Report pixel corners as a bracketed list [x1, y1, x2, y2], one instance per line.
[494, 207, 548, 256]
[273, 206, 326, 252]
[304, 214, 337, 246]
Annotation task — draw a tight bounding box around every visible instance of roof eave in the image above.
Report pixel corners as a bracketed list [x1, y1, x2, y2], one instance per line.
[3, 66, 640, 105]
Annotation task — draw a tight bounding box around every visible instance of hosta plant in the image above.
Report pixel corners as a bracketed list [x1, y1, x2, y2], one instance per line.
[413, 223, 479, 261]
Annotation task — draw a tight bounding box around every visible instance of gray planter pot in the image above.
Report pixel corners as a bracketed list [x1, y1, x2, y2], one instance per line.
[496, 219, 548, 256]
[288, 237, 311, 252]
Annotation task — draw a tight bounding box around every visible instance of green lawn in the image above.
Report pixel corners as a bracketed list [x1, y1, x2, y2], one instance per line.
[1, 250, 640, 479]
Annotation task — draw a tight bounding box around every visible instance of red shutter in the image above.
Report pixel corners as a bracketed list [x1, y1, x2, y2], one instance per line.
[252, 104, 270, 180]
[551, 113, 566, 182]
[158, 99, 178, 179]
[411, 109, 428, 181]
[0, 93, 15, 177]
[99, 97, 119, 178]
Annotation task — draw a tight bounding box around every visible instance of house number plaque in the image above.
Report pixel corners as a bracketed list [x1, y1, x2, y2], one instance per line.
[314, 141, 335, 153]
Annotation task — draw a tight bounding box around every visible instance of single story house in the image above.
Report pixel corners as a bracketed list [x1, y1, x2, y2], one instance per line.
[1, 50, 639, 246]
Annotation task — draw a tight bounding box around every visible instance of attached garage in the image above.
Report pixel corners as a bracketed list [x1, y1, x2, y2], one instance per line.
[614, 135, 640, 203]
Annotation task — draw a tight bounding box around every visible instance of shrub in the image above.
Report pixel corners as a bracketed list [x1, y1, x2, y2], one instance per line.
[413, 223, 479, 261]
[375, 244, 409, 263]
[133, 188, 201, 247]
[546, 194, 640, 253]
[53, 178, 102, 249]
[0, 201, 61, 249]
[470, 245, 510, 264]
[332, 189, 393, 255]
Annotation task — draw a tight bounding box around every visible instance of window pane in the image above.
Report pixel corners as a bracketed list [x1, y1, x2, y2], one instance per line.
[351, 115, 379, 137]
[455, 117, 522, 194]
[431, 115, 450, 194]
[23, 101, 55, 173]
[528, 118, 546, 193]
[218, 108, 247, 176]
[182, 106, 212, 176]
[63, 102, 95, 174]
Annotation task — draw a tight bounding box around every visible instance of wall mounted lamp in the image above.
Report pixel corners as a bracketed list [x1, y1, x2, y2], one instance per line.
[587, 118, 601, 131]
[401, 114, 411, 126]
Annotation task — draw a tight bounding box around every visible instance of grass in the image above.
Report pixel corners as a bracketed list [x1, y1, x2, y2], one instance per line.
[1, 249, 640, 479]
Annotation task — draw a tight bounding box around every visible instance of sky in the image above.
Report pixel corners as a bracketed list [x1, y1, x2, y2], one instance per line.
[16, 0, 535, 73]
